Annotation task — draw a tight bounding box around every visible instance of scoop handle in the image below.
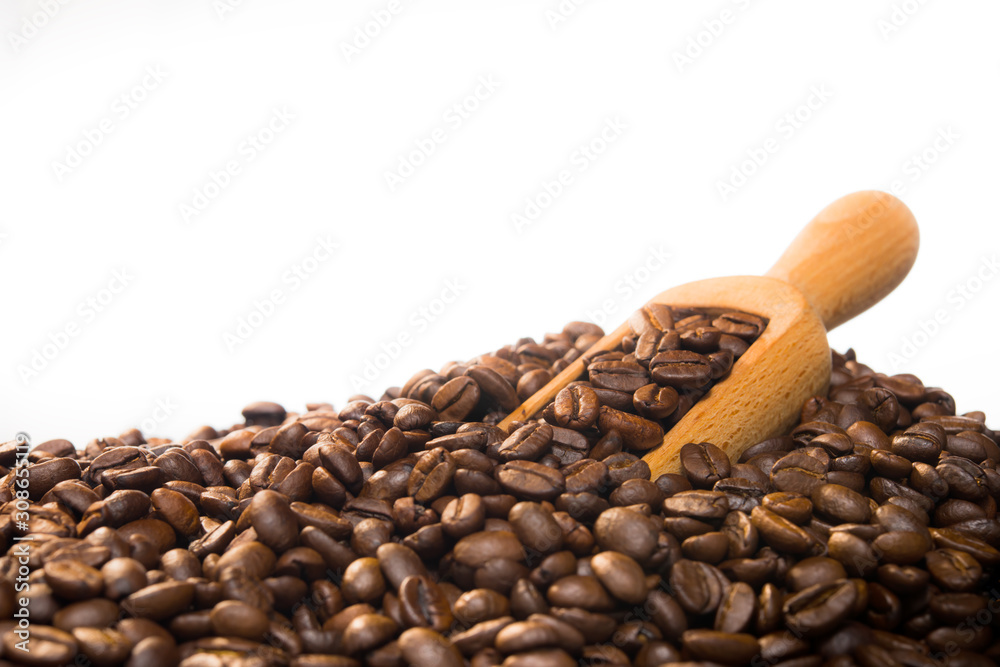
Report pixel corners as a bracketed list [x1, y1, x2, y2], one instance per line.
[765, 191, 919, 331]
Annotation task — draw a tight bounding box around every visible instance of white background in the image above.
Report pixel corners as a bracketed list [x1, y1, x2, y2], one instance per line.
[2, 0, 997, 446]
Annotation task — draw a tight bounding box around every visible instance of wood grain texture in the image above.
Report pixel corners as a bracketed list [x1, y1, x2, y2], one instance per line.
[765, 190, 919, 331]
[642, 277, 829, 474]
[499, 191, 919, 476]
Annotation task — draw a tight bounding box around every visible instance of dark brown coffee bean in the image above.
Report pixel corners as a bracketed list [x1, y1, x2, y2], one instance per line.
[466, 366, 518, 413]
[432, 377, 481, 421]
[248, 489, 298, 553]
[341, 557, 386, 605]
[669, 559, 728, 615]
[871, 531, 933, 566]
[925, 548, 982, 592]
[508, 502, 564, 556]
[546, 575, 615, 612]
[663, 490, 730, 521]
[408, 447, 457, 503]
[751, 506, 817, 555]
[397, 575, 453, 632]
[589, 360, 650, 393]
[495, 461, 565, 502]
[714, 581, 756, 634]
[552, 385, 600, 431]
[631, 383, 679, 420]
[43, 559, 103, 600]
[891, 423, 945, 463]
[593, 507, 659, 563]
[681, 442, 732, 489]
[682, 629, 760, 666]
[771, 451, 828, 496]
[342, 613, 398, 655]
[123, 581, 195, 621]
[650, 350, 713, 389]
[497, 423, 553, 462]
[596, 406, 664, 451]
[209, 600, 270, 640]
[811, 484, 871, 524]
[397, 627, 463, 667]
[589, 551, 646, 605]
[783, 579, 857, 639]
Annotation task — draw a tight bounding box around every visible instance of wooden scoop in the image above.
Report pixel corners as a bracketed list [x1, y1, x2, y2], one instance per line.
[498, 191, 920, 475]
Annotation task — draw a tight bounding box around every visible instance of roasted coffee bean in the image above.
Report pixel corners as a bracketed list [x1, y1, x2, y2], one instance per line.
[432, 377, 481, 421]
[681, 442, 732, 489]
[495, 460, 565, 501]
[783, 579, 858, 639]
[670, 559, 728, 615]
[650, 350, 713, 389]
[497, 423, 553, 462]
[552, 385, 600, 430]
[632, 383, 679, 420]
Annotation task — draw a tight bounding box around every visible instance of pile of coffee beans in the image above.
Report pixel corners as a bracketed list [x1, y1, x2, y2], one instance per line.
[1, 313, 998, 667]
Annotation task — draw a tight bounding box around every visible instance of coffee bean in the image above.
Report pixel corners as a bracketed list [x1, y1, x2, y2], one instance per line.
[669, 559, 728, 615]
[495, 461, 565, 502]
[508, 502, 564, 555]
[432, 377, 481, 421]
[496, 423, 553, 462]
[552, 385, 600, 431]
[680, 442, 732, 489]
[546, 575, 615, 612]
[783, 579, 857, 639]
[590, 551, 646, 604]
[398, 575, 453, 631]
[650, 350, 713, 389]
